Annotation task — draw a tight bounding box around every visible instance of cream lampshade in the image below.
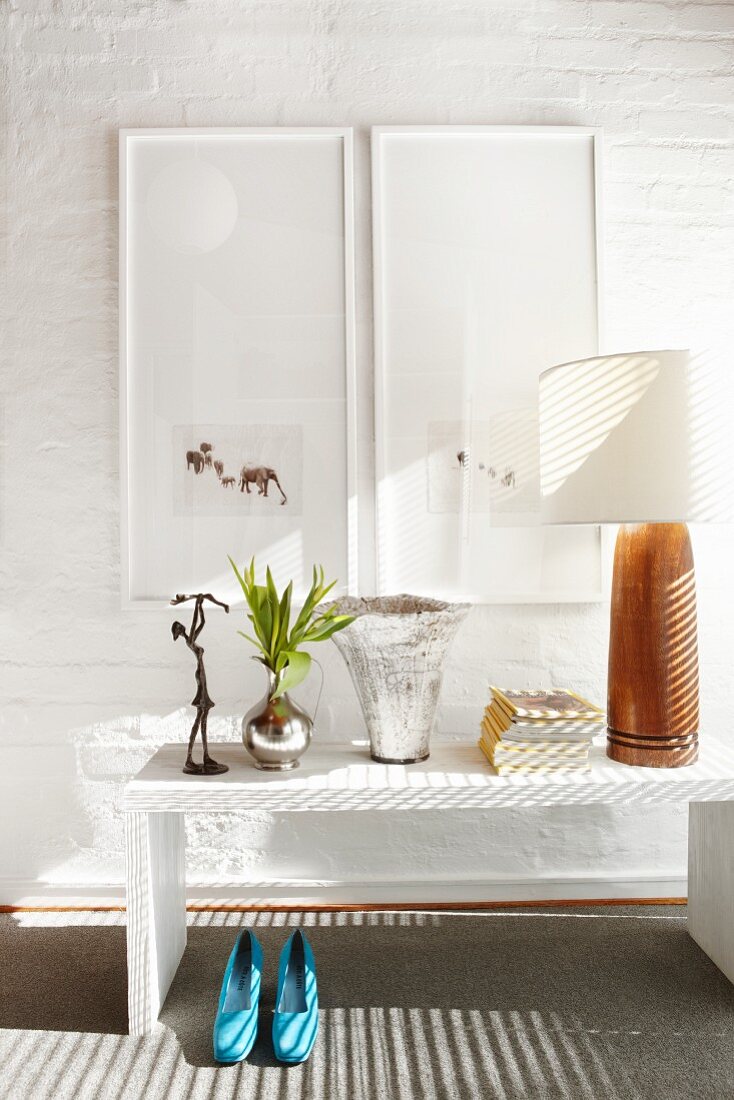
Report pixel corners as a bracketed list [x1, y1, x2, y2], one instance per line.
[539, 349, 732, 767]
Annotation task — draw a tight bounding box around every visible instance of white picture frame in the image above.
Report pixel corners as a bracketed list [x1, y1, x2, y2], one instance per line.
[120, 128, 356, 609]
[372, 125, 604, 603]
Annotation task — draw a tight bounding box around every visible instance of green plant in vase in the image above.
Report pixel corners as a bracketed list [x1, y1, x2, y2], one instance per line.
[228, 556, 355, 770]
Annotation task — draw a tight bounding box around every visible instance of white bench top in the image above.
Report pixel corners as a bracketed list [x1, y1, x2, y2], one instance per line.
[123, 737, 734, 813]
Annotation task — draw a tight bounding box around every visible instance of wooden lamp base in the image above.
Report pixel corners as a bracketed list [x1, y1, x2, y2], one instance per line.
[607, 523, 699, 768]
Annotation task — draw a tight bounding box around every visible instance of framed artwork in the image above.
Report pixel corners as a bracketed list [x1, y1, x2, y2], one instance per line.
[372, 125, 604, 603]
[120, 128, 356, 608]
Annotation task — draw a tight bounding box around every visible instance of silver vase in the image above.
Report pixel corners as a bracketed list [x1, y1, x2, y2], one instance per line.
[323, 595, 470, 764]
[242, 669, 312, 770]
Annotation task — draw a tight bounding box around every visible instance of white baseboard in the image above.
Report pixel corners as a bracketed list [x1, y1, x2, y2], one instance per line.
[0, 873, 687, 909]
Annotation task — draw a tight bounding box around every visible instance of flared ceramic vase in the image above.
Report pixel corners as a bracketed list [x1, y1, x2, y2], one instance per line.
[323, 595, 469, 764]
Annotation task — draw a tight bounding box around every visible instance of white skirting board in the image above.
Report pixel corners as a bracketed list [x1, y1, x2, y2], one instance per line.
[0, 874, 687, 909]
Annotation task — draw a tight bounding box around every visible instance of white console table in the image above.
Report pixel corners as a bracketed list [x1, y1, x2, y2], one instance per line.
[123, 738, 734, 1035]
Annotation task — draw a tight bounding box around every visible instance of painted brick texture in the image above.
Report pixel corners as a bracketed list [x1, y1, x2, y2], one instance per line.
[1, 0, 733, 901]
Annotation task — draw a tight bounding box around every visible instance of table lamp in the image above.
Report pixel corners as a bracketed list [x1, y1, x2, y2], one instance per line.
[539, 349, 730, 768]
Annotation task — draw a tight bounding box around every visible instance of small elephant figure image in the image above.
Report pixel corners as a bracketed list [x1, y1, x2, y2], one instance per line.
[213, 459, 224, 479]
[239, 464, 287, 505]
[221, 476, 236, 488]
[186, 450, 204, 474]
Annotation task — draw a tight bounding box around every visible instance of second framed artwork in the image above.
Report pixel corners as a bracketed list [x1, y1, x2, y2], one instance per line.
[372, 125, 604, 602]
[120, 128, 356, 607]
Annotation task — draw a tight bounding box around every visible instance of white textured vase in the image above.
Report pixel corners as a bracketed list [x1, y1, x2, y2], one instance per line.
[323, 595, 470, 763]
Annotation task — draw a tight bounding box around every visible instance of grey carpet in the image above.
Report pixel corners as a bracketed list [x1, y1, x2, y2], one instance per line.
[1, 906, 733, 1099]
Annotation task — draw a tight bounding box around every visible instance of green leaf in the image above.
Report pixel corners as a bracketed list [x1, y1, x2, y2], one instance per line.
[252, 586, 273, 646]
[265, 567, 281, 660]
[237, 630, 269, 655]
[316, 577, 337, 604]
[288, 577, 319, 644]
[277, 581, 293, 652]
[245, 609, 265, 644]
[303, 614, 355, 642]
[229, 555, 249, 600]
[246, 608, 270, 653]
[275, 650, 289, 673]
[272, 650, 312, 698]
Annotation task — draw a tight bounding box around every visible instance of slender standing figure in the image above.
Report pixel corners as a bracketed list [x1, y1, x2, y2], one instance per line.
[171, 592, 230, 775]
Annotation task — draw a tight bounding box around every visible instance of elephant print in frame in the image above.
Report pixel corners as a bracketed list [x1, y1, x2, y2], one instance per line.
[174, 425, 303, 516]
[372, 125, 604, 603]
[120, 128, 356, 607]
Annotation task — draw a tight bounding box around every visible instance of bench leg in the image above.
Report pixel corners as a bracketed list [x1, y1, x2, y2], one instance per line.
[688, 801, 734, 984]
[126, 811, 187, 1035]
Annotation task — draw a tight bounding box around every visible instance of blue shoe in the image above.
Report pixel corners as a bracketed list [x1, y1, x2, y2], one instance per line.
[272, 930, 319, 1063]
[213, 930, 262, 1063]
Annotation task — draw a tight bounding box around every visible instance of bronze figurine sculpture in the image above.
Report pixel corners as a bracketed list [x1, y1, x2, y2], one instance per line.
[171, 592, 230, 775]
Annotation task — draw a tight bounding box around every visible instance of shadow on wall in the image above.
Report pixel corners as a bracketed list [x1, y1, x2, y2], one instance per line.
[0, 710, 245, 897]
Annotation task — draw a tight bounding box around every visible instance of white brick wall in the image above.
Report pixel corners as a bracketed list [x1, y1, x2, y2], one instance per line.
[2, 0, 734, 904]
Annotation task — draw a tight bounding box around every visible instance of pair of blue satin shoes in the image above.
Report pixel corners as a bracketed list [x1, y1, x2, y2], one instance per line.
[213, 929, 318, 1065]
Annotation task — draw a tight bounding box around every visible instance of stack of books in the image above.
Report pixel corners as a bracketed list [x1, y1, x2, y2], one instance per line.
[479, 687, 605, 775]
